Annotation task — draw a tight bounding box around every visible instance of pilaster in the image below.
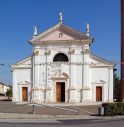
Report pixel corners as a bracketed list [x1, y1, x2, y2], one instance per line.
[68, 48, 76, 102]
[81, 44, 90, 102]
[108, 67, 113, 102]
[32, 46, 41, 101]
[12, 69, 17, 102]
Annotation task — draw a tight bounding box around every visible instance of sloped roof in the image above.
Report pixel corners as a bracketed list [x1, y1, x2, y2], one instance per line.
[89, 53, 115, 66]
[11, 56, 32, 68]
[0, 82, 10, 87]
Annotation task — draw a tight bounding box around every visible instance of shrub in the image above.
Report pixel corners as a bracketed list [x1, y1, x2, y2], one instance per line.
[102, 102, 124, 116]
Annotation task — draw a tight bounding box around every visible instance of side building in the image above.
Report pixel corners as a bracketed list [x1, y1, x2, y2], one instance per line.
[0, 82, 10, 96]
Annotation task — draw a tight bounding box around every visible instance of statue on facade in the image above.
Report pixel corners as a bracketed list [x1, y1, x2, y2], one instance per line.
[86, 23, 90, 37]
[59, 12, 63, 23]
[33, 26, 38, 37]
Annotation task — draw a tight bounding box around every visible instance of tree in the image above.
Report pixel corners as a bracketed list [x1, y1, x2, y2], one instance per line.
[114, 72, 120, 102]
[6, 87, 12, 100]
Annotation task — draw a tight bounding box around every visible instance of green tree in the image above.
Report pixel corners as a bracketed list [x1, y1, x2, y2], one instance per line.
[114, 72, 120, 102]
[6, 87, 12, 100]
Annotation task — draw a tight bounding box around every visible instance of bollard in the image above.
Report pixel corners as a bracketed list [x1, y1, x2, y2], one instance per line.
[32, 104, 35, 114]
[98, 107, 104, 116]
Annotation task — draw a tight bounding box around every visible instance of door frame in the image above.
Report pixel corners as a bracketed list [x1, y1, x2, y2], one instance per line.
[18, 81, 31, 102]
[96, 86, 102, 101]
[95, 84, 104, 102]
[92, 83, 104, 102]
[22, 87, 28, 101]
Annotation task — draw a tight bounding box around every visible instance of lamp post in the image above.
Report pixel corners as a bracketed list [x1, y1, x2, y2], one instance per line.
[120, 0, 124, 101]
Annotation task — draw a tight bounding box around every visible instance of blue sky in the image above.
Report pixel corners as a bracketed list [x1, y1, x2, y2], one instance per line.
[0, 0, 120, 84]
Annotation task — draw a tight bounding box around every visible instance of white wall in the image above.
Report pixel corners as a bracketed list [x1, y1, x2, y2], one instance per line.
[90, 67, 113, 102]
[12, 68, 31, 102]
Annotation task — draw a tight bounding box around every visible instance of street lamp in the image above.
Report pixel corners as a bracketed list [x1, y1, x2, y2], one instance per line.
[120, 0, 124, 101]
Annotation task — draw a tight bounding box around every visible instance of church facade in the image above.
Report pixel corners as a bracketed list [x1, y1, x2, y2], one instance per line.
[12, 13, 114, 103]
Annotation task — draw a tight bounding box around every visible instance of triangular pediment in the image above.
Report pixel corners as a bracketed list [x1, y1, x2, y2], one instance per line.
[29, 23, 93, 44]
[91, 80, 106, 84]
[41, 30, 78, 41]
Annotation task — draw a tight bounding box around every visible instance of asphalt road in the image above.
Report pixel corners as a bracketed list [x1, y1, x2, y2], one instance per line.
[0, 119, 124, 127]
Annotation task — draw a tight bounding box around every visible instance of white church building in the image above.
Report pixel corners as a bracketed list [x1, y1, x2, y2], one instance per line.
[12, 13, 114, 103]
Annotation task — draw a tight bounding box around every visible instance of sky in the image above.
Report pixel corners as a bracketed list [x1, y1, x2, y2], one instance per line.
[0, 0, 120, 84]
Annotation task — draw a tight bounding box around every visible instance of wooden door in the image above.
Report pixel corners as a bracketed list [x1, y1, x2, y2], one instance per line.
[56, 83, 61, 102]
[96, 86, 102, 101]
[22, 87, 28, 101]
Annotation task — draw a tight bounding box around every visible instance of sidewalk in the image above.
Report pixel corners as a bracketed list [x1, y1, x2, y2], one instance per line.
[0, 112, 124, 120]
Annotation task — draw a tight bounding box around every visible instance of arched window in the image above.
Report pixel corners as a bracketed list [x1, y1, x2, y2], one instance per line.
[53, 53, 68, 62]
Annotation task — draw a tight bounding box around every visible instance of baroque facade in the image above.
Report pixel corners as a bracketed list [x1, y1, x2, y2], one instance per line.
[12, 13, 114, 103]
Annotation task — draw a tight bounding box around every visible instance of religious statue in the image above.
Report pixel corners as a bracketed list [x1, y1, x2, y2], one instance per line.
[86, 23, 90, 37]
[59, 12, 63, 23]
[33, 26, 38, 36]
[86, 23, 90, 33]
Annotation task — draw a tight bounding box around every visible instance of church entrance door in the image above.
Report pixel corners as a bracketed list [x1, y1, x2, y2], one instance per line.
[96, 86, 102, 101]
[22, 87, 28, 101]
[56, 82, 65, 102]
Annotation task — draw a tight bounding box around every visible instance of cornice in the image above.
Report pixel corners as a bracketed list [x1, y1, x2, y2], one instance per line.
[12, 67, 32, 69]
[31, 40, 92, 47]
[90, 65, 114, 68]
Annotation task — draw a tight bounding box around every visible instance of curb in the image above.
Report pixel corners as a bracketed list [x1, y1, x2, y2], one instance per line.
[0, 113, 124, 120]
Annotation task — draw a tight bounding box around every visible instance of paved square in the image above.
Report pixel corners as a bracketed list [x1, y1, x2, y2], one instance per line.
[0, 101, 100, 115]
